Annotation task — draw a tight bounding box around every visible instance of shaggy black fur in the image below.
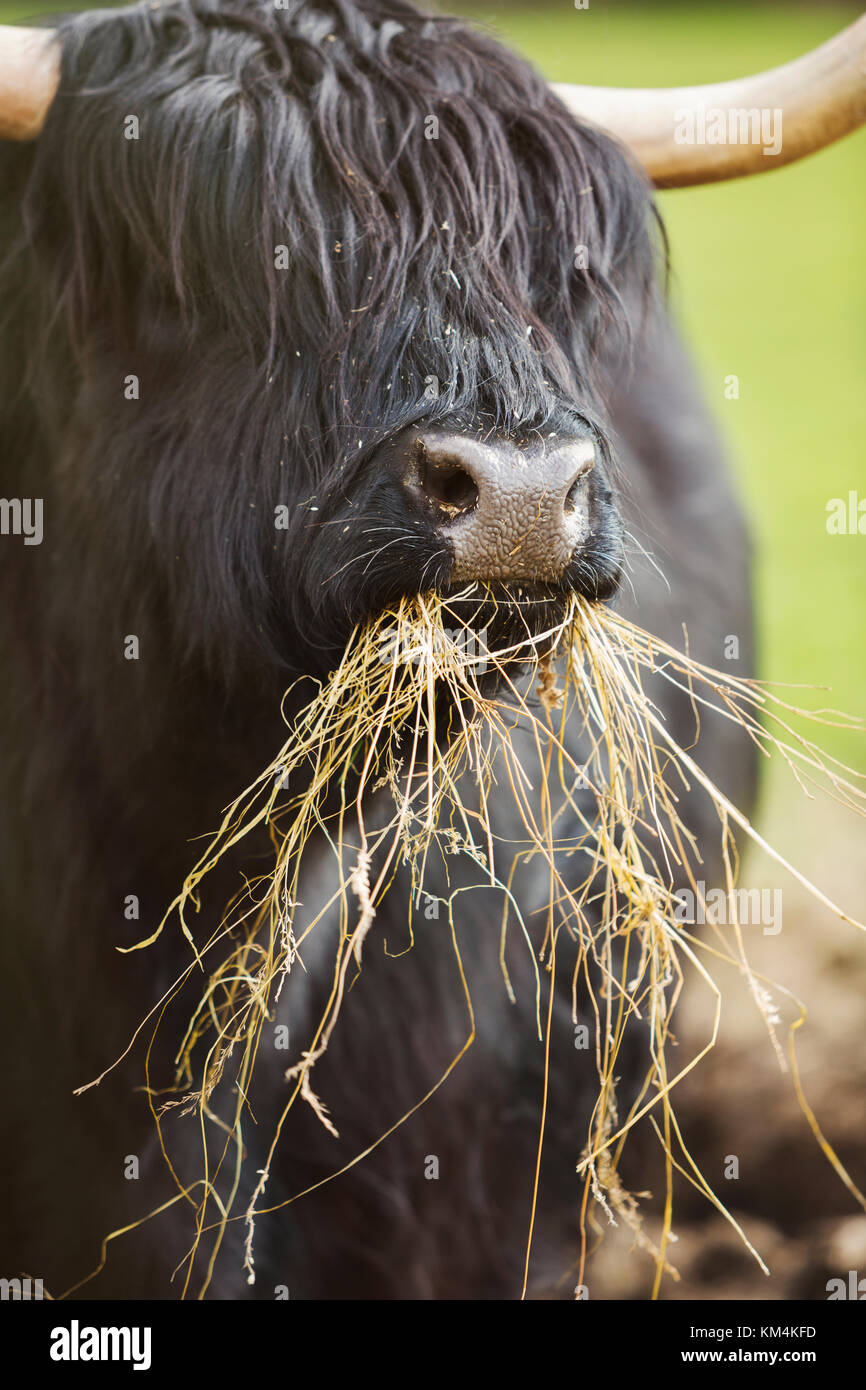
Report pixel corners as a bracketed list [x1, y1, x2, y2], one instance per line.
[0, 0, 755, 1299]
[3, 0, 657, 674]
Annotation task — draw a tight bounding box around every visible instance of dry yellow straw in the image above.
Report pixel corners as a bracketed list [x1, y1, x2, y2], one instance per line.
[66, 587, 865, 1300]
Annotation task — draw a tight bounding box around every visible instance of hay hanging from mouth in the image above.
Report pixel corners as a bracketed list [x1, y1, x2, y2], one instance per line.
[71, 586, 866, 1300]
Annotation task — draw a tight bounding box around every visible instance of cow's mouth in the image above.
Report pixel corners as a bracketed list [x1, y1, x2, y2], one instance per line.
[419, 580, 584, 699]
[439, 580, 577, 650]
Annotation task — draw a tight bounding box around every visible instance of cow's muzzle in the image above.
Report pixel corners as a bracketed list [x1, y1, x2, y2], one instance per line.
[399, 429, 615, 592]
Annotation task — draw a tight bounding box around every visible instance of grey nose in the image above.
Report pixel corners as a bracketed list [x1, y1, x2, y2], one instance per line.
[407, 432, 596, 582]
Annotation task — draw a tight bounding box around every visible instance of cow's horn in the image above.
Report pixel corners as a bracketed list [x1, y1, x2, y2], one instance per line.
[553, 14, 866, 187]
[0, 26, 60, 141]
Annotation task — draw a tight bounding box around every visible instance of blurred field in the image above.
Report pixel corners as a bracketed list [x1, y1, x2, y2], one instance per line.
[2, 0, 865, 1297]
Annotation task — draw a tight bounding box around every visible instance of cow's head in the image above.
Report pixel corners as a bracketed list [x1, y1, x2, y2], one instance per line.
[2, 2, 863, 682]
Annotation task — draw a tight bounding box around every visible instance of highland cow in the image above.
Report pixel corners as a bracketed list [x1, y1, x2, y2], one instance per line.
[0, 0, 862, 1299]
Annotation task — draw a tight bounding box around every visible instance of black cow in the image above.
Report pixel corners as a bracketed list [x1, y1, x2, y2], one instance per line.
[0, 0, 859, 1299]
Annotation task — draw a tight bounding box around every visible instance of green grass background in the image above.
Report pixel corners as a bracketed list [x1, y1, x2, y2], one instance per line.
[4, 1, 865, 760]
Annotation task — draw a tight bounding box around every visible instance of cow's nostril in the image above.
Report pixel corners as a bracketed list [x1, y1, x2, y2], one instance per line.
[419, 452, 479, 520]
[563, 458, 594, 516]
